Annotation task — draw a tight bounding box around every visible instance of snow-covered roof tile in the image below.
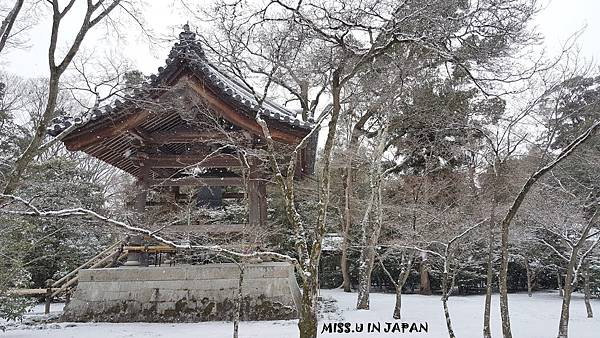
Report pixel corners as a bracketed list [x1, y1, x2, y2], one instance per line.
[47, 24, 314, 138]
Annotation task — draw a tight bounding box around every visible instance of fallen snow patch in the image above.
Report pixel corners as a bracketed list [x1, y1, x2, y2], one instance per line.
[1, 290, 598, 337]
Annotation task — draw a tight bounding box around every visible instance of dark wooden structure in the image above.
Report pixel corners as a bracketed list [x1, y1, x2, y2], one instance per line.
[48, 25, 317, 235]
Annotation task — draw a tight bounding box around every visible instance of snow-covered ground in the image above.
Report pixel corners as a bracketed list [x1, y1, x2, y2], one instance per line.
[1, 290, 598, 338]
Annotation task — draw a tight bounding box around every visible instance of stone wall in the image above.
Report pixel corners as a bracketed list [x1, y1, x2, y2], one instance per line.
[62, 262, 301, 322]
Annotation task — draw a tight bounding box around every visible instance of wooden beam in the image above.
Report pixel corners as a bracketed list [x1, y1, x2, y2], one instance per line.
[50, 251, 120, 298]
[123, 245, 176, 253]
[145, 191, 243, 206]
[145, 130, 244, 144]
[183, 76, 305, 145]
[135, 154, 246, 168]
[160, 223, 247, 234]
[62, 72, 310, 152]
[223, 192, 245, 199]
[51, 241, 122, 288]
[149, 177, 243, 187]
[7, 288, 61, 296]
[64, 109, 152, 151]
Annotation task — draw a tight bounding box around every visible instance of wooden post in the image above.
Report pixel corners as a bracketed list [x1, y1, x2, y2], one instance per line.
[248, 179, 259, 227]
[257, 180, 267, 225]
[169, 186, 180, 210]
[44, 279, 53, 314]
[135, 162, 150, 214]
[247, 161, 266, 227]
[45, 289, 51, 314]
[247, 179, 267, 227]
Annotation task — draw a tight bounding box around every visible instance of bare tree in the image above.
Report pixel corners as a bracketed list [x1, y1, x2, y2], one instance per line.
[355, 124, 389, 309]
[191, 1, 455, 335]
[490, 60, 600, 337]
[582, 263, 593, 318]
[2, 0, 142, 195]
[493, 121, 600, 337]
[476, 105, 533, 338]
[521, 175, 600, 338]
[403, 219, 486, 338]
[0, 0, 25, 54]
[377, 249, 414, 319]
[537, 210, 599, 337]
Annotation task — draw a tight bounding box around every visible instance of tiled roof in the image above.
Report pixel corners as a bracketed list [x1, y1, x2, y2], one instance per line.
[47, 24, 314, 137]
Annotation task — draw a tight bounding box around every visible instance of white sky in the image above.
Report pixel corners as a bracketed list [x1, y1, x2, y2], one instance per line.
[535, 0, 600, 63]
[1, 0, 599, 81]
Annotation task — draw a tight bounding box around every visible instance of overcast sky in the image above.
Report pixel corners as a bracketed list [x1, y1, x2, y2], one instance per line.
[2, 0, 599, 79]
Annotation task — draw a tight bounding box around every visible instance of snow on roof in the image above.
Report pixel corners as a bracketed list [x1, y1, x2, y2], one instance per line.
[322, 233, 343, 252]
[47, 24, 314, 138]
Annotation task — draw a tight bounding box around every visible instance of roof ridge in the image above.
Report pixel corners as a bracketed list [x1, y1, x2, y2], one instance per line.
[47, 24, 315, 137]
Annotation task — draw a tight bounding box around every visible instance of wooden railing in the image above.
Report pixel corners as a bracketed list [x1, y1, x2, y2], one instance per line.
[6, 240, 127, 314]
[159, 223, 248, 234]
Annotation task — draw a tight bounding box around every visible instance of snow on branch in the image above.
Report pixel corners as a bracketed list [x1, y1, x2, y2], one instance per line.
[0, 194, 301, 270]
[538, 238, 571, 263]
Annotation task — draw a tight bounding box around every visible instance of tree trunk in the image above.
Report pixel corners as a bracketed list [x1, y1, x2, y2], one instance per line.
[356, 246, 375, 309]
[393, 288, 402, 319]
[394, 257, 413, 319]
[341, 126, 361, 294]
[340, 98, 374, 293]
[337, 70, 352, 292]
[442, 298, 456, 338]
[356, 127, 387, 310]
[2, 0, 126, 195]
[3, 74, 59, 194]
[499, 213, 512, 338]
[556, 212, 600, 338]
[497, 121, 600, 338]
[557, 271, 563, 297]
[297, 70, 343, 338]
[379, 253, 413, 320]
[233, 263, 244, 338]
[340, 236, 352, 292]
[420, 255, 432, 295]
[525, 255, 533, 297]
[341, 164, 353, 292]
[0, 0, 25, 54]
[583, 265, 593, 318]
[483, 212, 495, 338]
[442, 297, 456, 338]
[298, 275, 319, 338]
[557, 260, 576, 338]
[442, 271, 456, 338]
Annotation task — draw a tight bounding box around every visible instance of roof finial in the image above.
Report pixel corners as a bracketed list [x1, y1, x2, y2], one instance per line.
[179, 22, 196, 42]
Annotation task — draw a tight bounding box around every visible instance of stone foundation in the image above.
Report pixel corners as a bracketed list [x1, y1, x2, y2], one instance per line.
[62, 262, 301, 322]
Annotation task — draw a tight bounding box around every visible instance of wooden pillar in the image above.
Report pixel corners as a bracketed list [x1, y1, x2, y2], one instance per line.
[168, 186, 180, 211]
[257, 180, 267, 225]
[248, 179, 259, 226]
[248, 179, 267, 227]
[44, 279, 54, 314]
[45, 288, 52, 314]
[135, 163, 150, 213]
[295, 152, 304, 177]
